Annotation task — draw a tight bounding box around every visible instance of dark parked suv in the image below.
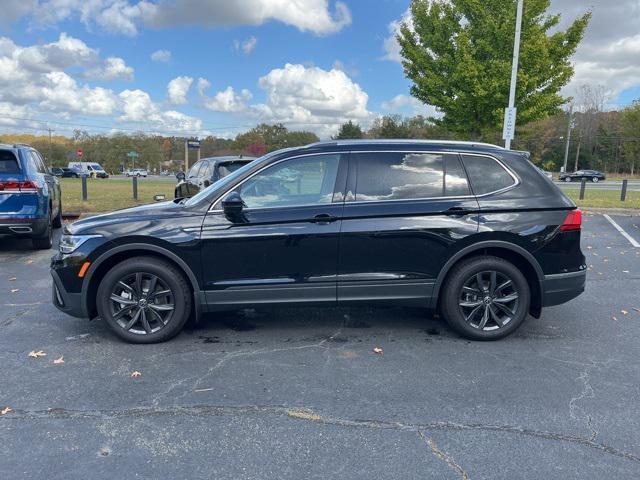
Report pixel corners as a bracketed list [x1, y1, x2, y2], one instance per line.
[51, 140, 586, 343]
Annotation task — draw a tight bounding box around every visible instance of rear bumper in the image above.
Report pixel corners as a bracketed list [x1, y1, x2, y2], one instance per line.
[542, 270, 586, 307]
[0, 217, 48, 236]
[51, 269, 86, 318]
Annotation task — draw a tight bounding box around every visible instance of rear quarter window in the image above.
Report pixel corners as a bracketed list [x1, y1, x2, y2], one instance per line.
[0, 150, 21, 173]
[461, 154, 516, 196]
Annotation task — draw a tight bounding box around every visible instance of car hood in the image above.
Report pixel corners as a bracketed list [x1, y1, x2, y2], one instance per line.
[66, 201, 198, 235]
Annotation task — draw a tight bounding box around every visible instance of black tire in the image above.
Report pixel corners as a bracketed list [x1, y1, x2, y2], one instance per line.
[564, 177, 571, 183]
[96, 257, 192, 343]
[52, 199, 63, 228]
[32, 211, 53, 250]
[440, 256, 530, 340]
[591, 177, 599, 183]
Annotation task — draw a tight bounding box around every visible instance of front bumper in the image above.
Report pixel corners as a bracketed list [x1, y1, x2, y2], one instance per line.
[542, 270, 586, 307]
[51, 269, 86, 318]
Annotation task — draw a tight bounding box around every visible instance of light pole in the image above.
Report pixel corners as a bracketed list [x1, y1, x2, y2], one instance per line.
[562, 105, 573, 173]
[504, 0, 524, 150]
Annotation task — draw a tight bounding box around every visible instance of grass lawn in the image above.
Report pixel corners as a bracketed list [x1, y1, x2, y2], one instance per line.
[61, 178, 175, 214]
[564, 189, 640, 209]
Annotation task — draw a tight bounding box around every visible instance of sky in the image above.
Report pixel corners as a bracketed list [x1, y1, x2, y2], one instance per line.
[0, 0, 638, 140]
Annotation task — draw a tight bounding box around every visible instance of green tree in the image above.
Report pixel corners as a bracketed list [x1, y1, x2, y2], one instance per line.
[621, 101, 640, 175]
[398, 0, 591, 139]
[367, 115, 412, 138]
[335, 121, 363, 139]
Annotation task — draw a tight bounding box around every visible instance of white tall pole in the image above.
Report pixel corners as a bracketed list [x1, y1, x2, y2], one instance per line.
[505, 0, 524, 150]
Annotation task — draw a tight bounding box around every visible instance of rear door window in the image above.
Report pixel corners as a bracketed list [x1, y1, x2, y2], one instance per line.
[354, 152, 453, 201]
[461, 155, 516, 196]
[0, 150, 20, 173]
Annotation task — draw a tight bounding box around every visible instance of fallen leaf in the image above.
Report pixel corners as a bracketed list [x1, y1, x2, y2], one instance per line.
[0, 407, 12, 416]
[586, 246, 593, 250]
[372, 347, 384, 355]
[10, 289, 19, 293]
[286, 408, 322, 421]
[612, 316, 618, 321]
[53, 356, 65, 364]
[632, 307, 640, 313]
[9, 277, 16, 281]
[28, 350, 46, 358]
[131, 371, 142, 378]
[621, 310, 629, 316]
[623, 270, 630, 273]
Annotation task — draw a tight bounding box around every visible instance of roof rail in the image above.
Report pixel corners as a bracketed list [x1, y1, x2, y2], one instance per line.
[13, 143, 33, 148]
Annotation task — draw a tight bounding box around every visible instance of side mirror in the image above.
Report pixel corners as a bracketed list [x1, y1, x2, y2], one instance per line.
[222, 191, 245, 218]
[176, 172, 185, 181]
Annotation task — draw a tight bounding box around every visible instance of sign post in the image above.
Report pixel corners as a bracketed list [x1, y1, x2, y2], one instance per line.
[127, 151, 139, 170]
[502, 107, 517, 143]
[504, 0, 524, 149]
[184, 139, 201, 173]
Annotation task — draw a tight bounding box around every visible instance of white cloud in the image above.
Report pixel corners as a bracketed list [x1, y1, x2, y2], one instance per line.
[196, 77, 211, 96]
[252, 63, 372, 137]
[85, 56, 134, 81]
[119, 88, 202, 132]
[150, 49, 171, 62]
[381, 94, 441, 118]
[203, 86, 252, 113]
[0, 0, 38, 25]
[234, 36, 258, 55]
[0, 34, 203, 136]
[39, 72, 119, 116]
[15, 0, 350, 36]
[167, 76, 193, 105]
[142, 0, 351, 35]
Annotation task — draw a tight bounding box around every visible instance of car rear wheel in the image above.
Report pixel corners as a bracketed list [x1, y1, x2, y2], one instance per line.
[564, 177, 571, 182]
[592, 177, 599, 183]
[32, 211, 53, 250]
[440, 256, 530, 340]
[52, 199, 63, 228]
[96, 257, 192, 343]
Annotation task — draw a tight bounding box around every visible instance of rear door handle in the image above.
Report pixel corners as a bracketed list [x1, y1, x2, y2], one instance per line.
[310, 214, 339, 224]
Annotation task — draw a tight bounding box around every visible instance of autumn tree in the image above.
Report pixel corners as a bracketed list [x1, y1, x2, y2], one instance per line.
[397, 0, 591, 139]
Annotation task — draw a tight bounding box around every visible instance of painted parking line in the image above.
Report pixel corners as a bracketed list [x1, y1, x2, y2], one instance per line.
[603, 214, 640, 248]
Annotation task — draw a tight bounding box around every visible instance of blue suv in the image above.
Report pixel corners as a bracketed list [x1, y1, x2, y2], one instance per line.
[0, 144, 62, 249]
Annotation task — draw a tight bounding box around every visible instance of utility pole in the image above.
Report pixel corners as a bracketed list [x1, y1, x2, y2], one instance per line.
[562, 105, 573, 173]
[47, 126, 54, 167]
[504, 0, 524, 150]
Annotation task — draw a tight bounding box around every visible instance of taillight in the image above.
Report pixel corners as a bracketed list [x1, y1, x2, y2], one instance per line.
[0, 180, 40, 192]
[18, 180, 40, 192]
[560, 209, 582, 231]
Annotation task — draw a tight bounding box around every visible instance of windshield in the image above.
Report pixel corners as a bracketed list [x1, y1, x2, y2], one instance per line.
[90, 163, 104, 170]
[184, 151, 280, 207]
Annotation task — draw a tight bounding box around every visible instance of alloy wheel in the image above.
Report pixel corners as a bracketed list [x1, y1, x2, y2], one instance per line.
[458, 270, 519, 331]
[109, 272, 175, 335]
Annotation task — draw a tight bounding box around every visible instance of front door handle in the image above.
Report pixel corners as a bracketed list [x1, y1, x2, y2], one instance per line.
[445, 207, 466, 216]
[310, 214, 338, 224]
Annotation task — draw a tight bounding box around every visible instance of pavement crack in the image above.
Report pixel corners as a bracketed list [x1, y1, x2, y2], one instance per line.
[3, 404, 639, 464]
[569, 362, 602, 441]
[418, 431, 469, 480]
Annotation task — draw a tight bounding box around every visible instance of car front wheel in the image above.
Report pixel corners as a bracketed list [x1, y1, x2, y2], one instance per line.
[96, 257, 192, 343]
[564, 177, 571, 182]
[592, 177, 599, 183]
[440, 256, 530, 340]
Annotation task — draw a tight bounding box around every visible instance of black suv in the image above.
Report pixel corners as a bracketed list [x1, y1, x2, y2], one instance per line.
[51, 140, 586, 343]
[175, 156, 255, 199]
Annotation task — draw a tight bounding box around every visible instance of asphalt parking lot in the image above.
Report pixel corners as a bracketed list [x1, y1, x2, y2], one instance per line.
[1, 212, 640, 479]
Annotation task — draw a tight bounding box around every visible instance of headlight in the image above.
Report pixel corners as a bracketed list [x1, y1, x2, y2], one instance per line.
[59, 234, 102, 254]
